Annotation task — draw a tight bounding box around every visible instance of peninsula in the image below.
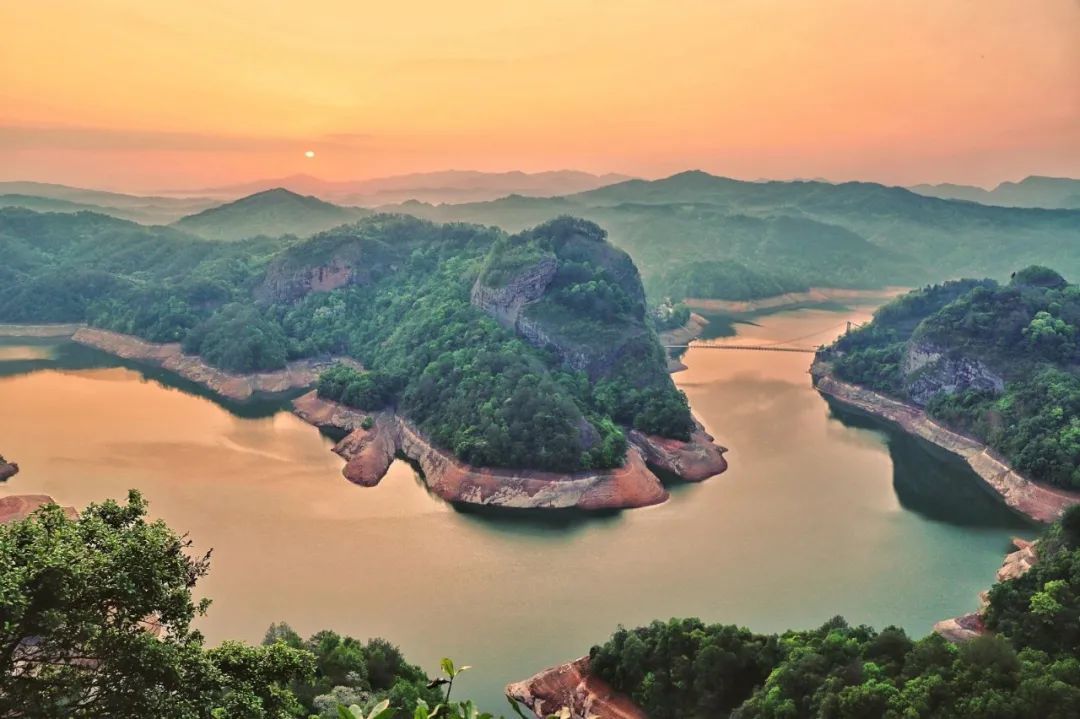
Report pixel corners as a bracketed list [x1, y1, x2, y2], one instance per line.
[0, 209, 726, 507]
[813, 266, 1080, 522]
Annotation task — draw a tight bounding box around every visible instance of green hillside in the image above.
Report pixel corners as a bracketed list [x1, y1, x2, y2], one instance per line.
[173, 188, 369, 241]
[0, 208, 689, 472]
[824, 266, 1080, 488]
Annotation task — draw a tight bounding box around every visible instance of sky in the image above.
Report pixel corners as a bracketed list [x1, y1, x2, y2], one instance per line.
[2, 0, 1078, 192]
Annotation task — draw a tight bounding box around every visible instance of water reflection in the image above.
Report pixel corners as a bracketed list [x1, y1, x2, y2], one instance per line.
[824, 400, 1032, 529]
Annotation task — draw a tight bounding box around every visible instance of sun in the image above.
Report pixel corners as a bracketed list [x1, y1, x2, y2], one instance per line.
[304, 150, 315, 159]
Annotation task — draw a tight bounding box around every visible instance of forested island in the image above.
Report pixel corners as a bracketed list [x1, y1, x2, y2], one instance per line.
[0, 208, 725, 506]
[814, 267, 1080, 506]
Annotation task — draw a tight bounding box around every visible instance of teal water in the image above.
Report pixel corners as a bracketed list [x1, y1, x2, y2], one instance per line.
[0, 306, 1033, 710]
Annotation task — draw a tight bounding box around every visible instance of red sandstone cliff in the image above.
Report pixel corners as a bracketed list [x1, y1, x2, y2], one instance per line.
[292, 391, 727, 511]
[506, 657, 646, 719]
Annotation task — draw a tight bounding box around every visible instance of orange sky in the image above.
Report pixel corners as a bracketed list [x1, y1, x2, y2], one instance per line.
[2, 0, 1078, 192]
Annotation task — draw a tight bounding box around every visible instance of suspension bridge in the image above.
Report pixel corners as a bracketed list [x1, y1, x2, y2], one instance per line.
[663, 319, 864, 353]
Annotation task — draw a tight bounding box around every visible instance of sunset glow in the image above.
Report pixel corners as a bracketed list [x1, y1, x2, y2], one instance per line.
[2, 0, 1077, 190]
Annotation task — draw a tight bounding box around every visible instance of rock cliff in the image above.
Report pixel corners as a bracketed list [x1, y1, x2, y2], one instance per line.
[71, 327, 360, 401]
[903, 339, 1005, 406]
[469, 256, 557, 328]
[291, 391, 727, 511]
[812, 359, 1080, 523]
[505, 656, 646, 719]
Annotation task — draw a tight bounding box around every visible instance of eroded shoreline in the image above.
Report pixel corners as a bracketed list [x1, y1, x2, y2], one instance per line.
[292, 391, 727, 511]
[811, 359, 1080, 523]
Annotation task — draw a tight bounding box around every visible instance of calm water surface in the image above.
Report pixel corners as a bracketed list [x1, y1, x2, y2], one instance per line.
[0, 306, 1032, 709]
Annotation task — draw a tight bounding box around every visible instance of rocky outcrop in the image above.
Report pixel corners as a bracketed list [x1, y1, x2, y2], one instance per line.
[933, 612, 986, 643]
[902, 340, 1005, 406]
[0, 495, 77, 524]
[997, 537, 1038, 583]
[811, 359, 1080, 523]
[0, 455, 18, 482]
[629, 424, 728, 481]
[506, 657, 646, 719]
[933, 537, 1038, 643]
[258, 259, 358, 303]
[470, 256, 557, 328]
[291, 391, 726, 510]
[71, 328, 361, 402]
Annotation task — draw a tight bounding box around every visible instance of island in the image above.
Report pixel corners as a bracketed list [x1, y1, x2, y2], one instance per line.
[812, 266, 1080, 523]
[0, 208, 726, 508]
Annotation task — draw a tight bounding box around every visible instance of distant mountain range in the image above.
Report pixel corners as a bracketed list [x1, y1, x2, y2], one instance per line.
[0, 181, 218, 224]
[172, 188, 369, 241]
[163, 169, 634, 205]
[4, 171, 1078, 301]
[909, 176, 1080, 210]
[379, 171, 1080, 298]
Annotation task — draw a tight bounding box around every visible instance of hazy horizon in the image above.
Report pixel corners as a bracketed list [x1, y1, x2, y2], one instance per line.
[3, 0, 1078, 192]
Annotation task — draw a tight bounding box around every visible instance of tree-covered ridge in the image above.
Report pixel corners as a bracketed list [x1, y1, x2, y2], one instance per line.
[588, 507, 1080, 718]
[0, 208, 691, 472]
[825, 267, 1080, 488]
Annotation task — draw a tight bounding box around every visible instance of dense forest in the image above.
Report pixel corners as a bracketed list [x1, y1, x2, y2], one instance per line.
[7, 492, 1080, 718]
[824, 266, 1080, 489]
[589, 506, 1080, 718]
[0, 208, 691, 472]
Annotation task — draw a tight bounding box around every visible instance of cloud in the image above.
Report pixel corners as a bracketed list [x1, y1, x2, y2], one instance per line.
[0, 124, 375, 153]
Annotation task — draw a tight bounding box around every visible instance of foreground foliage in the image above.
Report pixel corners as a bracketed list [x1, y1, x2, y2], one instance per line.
[590, 507, 1080, 718]
[0, 491, 314, 718]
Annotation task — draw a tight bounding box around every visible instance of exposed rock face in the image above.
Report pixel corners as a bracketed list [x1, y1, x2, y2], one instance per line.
[470, 256, 557, 328]
[71, 328, 360, 401]
[0, 455, 18, 482]
[997, 537, 1038, 582]
[506, 656, 646, 719]
[291, 391, 726, 510]
[258, 259, 358, 303]
[629, 424, 728, 481]
[933, 612, 986, 643]
[516, 313, 645, 379]
[812, 359, 1080, 523]
[903, 340, 1005, 406]
[0, 495, 77, 523]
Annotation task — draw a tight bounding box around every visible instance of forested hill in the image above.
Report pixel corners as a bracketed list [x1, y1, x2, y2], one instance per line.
[0, 207, 691, 473]
[824, 266, 1080, 489]
[172, 188, 369, 241]
[383, 171, 1080, 301]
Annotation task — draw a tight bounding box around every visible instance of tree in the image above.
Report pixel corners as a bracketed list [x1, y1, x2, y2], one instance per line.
[0, 492, 313, 718]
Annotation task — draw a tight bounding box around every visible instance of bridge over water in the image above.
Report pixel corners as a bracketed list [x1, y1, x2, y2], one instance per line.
[662, 342, 817, 353]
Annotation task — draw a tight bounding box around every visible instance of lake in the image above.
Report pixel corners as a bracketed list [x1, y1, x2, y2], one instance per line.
[0, 305, 1033, 710]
